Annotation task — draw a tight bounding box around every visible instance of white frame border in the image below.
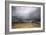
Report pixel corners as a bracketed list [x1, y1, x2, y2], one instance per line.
[9, 4, 43, 32]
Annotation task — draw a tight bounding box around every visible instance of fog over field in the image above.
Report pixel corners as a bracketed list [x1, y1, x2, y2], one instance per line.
[12, 6, 40, 22]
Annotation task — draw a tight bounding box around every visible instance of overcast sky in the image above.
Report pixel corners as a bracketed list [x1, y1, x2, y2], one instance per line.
[12, 6, 40, 22]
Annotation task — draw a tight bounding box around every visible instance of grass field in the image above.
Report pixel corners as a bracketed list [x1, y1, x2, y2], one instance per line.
[12, 22, 40, 29]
